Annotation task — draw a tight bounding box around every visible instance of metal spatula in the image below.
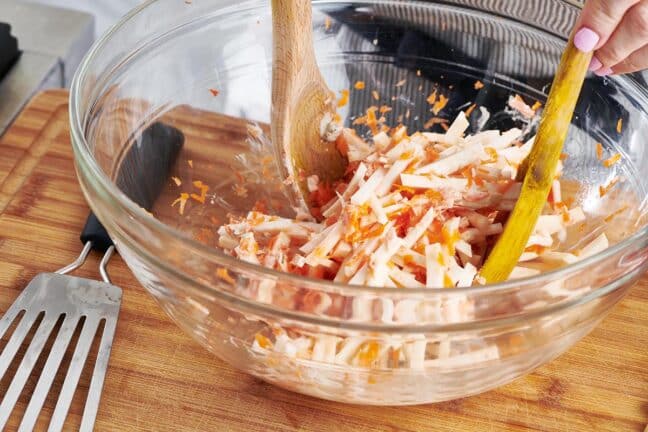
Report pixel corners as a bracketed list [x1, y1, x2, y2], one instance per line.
[0, 121, 183, 431]
[0, 229, 120, 432]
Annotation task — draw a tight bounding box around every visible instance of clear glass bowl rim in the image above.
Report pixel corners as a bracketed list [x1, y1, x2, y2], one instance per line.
[69, 0, 648, 307]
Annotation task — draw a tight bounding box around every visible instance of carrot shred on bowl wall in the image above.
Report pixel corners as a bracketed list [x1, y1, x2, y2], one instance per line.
[337, 89, 350, 108]
[602, 153, 622, 168]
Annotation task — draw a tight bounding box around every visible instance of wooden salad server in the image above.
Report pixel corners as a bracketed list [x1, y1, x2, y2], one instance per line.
[479, 33, 593, 283]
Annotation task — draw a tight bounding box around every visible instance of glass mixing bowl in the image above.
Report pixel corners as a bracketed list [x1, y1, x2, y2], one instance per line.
[70, 0, 648, 405]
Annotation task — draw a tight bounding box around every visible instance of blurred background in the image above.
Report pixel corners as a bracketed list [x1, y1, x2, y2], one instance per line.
[0, 0, 141, 135]
[21, 0, 140, 37]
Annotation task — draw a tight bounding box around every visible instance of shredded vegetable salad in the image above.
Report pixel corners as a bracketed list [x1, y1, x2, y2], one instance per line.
[218, 110, 609, 289]
[200, 89, 624, 374]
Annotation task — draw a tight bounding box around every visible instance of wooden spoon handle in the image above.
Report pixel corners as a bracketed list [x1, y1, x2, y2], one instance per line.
[271, 0, 316, 77]
[479, 35, 593, 284]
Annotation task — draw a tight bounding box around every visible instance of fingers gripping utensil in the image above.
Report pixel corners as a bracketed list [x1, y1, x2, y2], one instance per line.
[0, 121, 183, 431]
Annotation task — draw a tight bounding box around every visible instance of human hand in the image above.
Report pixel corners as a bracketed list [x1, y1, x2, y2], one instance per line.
[574, 0, 648, 75]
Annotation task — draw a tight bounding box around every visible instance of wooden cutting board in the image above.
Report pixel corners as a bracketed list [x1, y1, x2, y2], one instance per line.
[0, 90, 646, 432]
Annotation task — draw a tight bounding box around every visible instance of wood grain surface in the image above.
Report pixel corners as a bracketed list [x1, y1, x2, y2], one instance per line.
[0, 90, 646, 432]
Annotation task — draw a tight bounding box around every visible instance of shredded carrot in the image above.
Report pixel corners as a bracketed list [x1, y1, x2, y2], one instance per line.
[354, 81, 366, 90]
[474, 80, 484, 90]
[403, 255, 416, 266]
[484, 147, 499, 163]
[441, 226, 461, 255]
[352, 116, 367, 126]
[389, 347, 401, 367]
[255, 333, 272, 349]
[560, 153, 569, 161]
[432, 94, 449, 115]
[599, 177, 619, 197]
[172, 193, 190, 215]
[425, 145, 439, 162]
[171, 176, 182, 186]
[554, 202, 570, 222]
[190, 180, 210, 204]
[335, 133, 349, 157]
[188, 160, 194, 168]
[426, 90, 438, 105]
[360, 223, 385, 241]
[209, 88, 219, 97]
[525, 244, 546, 255]
[216, 267, 236, 284]
[324, 16, 332, 30]
[379, 105, 392, 114]
[440, 123, 449, 131]
[434, 250, 445, 266]
[337, 89, 350, 108]
[461, 167, 475, 188]
[423, 116, 448, 129]
[366, 106, 379, 135]
[605, 205, 628, 223]
[443, 273, 454, 288]
[509, 94, 536, 119]
[395, 79, 407, 87]
[531, 101, 543, 111]
[602, 153, 622, 168]
[405, 109, 411, 119]
[357, 341, 380, 367]
[595, 143, 604, 161]
[465, 103, 477, 117]
[372, 90, 380, 101]
[617, 118, 623, 133]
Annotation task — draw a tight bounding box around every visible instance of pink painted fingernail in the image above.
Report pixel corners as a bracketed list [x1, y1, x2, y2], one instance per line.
[595, 67, 613, 77]
[589, 56, 603, 71]
[574, 27, 600, 53]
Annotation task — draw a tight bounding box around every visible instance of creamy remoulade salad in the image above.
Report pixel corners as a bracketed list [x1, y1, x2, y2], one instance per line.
[214, 100, 611, 370]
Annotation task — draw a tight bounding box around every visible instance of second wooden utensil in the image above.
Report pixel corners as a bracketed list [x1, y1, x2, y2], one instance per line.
[479, 34, 593, 283]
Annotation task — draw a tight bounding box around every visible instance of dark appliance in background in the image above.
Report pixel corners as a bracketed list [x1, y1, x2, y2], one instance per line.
[0, 22, 20, 84]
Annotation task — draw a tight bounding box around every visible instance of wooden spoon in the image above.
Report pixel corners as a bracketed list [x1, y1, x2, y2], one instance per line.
[479, 33, 593, 283]
[271, 0, 348, 211]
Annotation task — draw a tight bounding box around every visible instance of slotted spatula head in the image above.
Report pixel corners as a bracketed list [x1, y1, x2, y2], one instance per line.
[0, 273, 121, 432]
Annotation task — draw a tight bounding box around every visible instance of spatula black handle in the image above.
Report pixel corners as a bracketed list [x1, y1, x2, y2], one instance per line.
[81, 213, 114, 252]
[80, 122, 184, 252]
